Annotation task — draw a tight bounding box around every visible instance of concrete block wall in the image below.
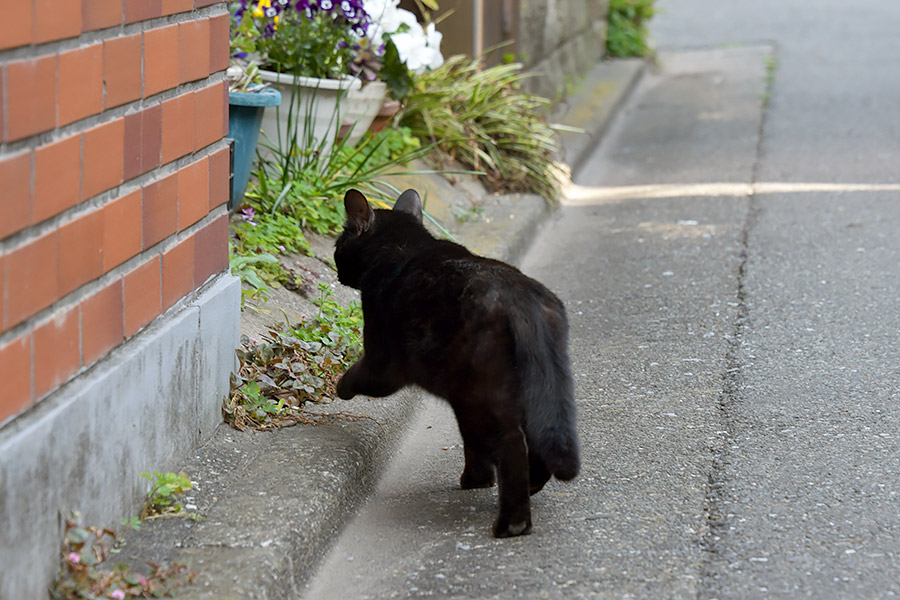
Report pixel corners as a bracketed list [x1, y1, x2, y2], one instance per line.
[0, 1, 240, 596]
[518, 0, 610, 99]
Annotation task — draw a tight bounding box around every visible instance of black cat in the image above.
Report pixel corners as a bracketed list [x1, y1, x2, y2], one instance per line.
[334, 188, 580, 538]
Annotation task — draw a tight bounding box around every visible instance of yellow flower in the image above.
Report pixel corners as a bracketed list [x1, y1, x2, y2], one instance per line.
[257, 0, 271, 7]
[252, 5, 263, 17]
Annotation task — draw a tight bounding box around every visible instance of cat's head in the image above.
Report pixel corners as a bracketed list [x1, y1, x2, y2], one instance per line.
[333, 188, 426, 289]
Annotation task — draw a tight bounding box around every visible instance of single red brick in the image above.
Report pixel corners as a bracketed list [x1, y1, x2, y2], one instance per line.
[33, 134, 82, 224]
[124, 256, 161, 336]
[33, 306, 81, 398]
[104, 33, 143, 109]
[161, 235, 195, 310]
[123, 112, 142, 181]
[194, 82, 226, 151]
[221, 76, 230, 137]
[177, 157, 209, 230]
[162, 0, 192, 15]
[208, 13, 230, 73]
[143, 24, 179, 97]
[81, 279, 124, 365]
[0, 66, 4, 142]
[0, 0, 32, 50]
[193, 214, 228, 286]
[0, 151, 33, 238]
[5, 231, 59, 329]
[83, 118, 125, 199]
[82, 0, 123, 31]
[59, 44, 104, 126]
[34, 0, 82, 44]
[0, 255, 4, 331]
[125, 0, 162, 24]
[142, 172, 178, 248]
[6, 55, 58, 142]
[0, 334, 33, 423]
[103, 189, 142, 270]
[59, 209, 104, 296]
[207, 146, 230, 211]
[178, 18, 211, 84]
[161, 93, 196, 164]
[141, 104, 163, 174]
[194, 0, 221, 7]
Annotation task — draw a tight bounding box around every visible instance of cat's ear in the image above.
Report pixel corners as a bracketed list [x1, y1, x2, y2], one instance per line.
[344, 189, 374, 235]
[393, 189, 423, 223]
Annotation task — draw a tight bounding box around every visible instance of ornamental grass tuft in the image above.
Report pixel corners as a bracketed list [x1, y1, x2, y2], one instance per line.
[397, 55, 563, 202]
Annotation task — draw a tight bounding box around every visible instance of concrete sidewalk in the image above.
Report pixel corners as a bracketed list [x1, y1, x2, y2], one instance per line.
[114, 57, 644, 599]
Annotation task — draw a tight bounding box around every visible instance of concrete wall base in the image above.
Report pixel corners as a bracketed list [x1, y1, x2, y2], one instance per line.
[0, 274, 241, 599]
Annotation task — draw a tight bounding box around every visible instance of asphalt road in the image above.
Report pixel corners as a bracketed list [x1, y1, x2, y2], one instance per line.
[305, 2, 900, 597]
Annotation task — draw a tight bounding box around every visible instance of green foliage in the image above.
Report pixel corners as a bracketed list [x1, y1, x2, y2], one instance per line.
[256, 99, 432, 210]
[229, 113, 432, 306]
[251, 177, 347, 237]
[397, 55, 562, 201]
[230, 6, 263, 57]
[229, 201, 310, 306]
[52, 513, 193, 599]
[606, 0, 656, 58]
[139, 472, 194, 520]
[230, 251, 279, 294]
[225, 284, 363, 430]
[379, 39, 414, 100]
[762, 55, 777, 102]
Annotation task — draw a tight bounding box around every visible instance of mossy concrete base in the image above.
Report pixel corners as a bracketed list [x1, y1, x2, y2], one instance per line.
[0, 275, 240, 599]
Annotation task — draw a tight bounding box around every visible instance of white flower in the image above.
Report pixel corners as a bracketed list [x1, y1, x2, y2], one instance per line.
[364, 1, 417, 40]
[363, 1, 444, 73]
[424, 22, 444, 69]
[392, 26, 439, 74]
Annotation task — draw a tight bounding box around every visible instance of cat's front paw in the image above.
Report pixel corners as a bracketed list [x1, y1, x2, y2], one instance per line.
[336, 375, 356, 400]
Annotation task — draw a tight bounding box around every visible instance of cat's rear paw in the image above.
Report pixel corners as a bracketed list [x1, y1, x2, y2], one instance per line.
[492, 517, 533, 538]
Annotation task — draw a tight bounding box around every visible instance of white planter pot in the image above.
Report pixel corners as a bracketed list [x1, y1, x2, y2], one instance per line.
[257, 70, 386, 158]
[343, 79, 388, 147]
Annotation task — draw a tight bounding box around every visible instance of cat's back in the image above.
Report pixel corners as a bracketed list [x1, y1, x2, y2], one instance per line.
[399, 243, 563, 321]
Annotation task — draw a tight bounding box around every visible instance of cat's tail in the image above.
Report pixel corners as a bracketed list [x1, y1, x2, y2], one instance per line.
[512, 297, 580, 481]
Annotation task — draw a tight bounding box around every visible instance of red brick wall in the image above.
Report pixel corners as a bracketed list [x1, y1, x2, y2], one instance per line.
[0, 0, 232, 425]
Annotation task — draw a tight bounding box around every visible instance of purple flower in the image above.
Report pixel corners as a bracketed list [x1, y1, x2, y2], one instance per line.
[320, 0, 334, 10]
[240, 207, 258, 227]
[67, 552, 80, 564]
[110, 590, 126, 600]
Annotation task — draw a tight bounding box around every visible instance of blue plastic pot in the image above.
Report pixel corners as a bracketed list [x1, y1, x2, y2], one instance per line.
[227, 87, 282, 210]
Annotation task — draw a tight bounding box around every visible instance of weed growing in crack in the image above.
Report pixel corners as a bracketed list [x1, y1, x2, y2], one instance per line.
[139, 472, 196, 521]
[51, 512, 194, 599]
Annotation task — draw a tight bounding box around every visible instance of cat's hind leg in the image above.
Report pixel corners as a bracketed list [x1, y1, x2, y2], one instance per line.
[493, 425, 533, 538]
[336, 357, 403, 399]
[458, 421, 496, 490]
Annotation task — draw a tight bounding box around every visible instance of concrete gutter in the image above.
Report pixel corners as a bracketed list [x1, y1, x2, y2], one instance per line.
[113, 58, 646, 598]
